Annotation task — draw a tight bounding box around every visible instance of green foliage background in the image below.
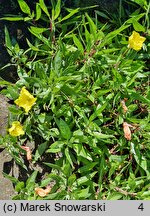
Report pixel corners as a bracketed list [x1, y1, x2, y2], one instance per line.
[0, 0, 150, 200]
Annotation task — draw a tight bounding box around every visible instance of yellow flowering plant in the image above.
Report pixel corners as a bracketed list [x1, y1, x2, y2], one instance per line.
[15, 86, 37, 113]
[1, 0, 150, 200]
[8, 121, 25, 137]
[128, 31, 146, 51]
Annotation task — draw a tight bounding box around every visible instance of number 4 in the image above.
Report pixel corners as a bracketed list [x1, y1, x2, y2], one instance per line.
[138, 203, 144, 211]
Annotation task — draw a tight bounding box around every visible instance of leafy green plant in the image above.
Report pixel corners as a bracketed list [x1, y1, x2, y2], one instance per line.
[0, 0, 150, 200]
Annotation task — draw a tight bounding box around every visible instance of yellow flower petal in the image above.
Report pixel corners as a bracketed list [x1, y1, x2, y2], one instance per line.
[128, 31, 146, 51]
[15, 87, 37, 113]
[8, 121, 25, 137]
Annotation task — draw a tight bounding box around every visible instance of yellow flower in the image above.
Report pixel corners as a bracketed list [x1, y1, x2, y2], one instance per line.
[128, 31, 146, 51]
[15, 87, 37, 113]
[8, 121, 25, 136]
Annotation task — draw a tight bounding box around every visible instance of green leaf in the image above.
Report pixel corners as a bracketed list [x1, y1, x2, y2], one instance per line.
[29, 26, 48, 34]
[107, 192, 123, 200]
[6, 86, 19, 99]
[4, 26, 12, 55]
[8, 106, 23, 115]
[39, 0, 50, 18]
[133, 20, 145, 32]
[18, 0, 31, 15]
[74, 144, 92, 161]
[26, 170, 38, 189]
[76, 187, 91, 199]
[26, 39, 39, 51]
[68, 174, 76, 186]
[65, 147, 74, 168]
[84, 25, 92, 51]
[54, 0, 61, 20]
[89, 102, 108, 122]
[127, 72, 146, 87]
[72, 34, 84, 54]
[109, 155, 128, 163]
[38, 113, 46, 124]
[44, 190, 67, 200]
[131, 0, 147, 7]
[15, 181, 25, 192]
[33, 142, 48, 162]
[35, 3, 42, 20]
[78, 162, 98, 173]
[0, 17, 24, 21]
[131, 143, 149, 175]
[47, 141, 65, 153]
[92, 132, 114, 139]
[43, 162, 63, 172]
[129, 91, 150, 105]
[96, 48, 119, 55]
[99, 24, 130, 48]
[126, 13, 145, 23]
[0, 77, 12, 87]
[73, 130, 84, 137]
[28, 28, 50, 46]
[99, 155, 106, 185]
[13, 154, 27, 170]
[95, 10, 110, 19]
[85, 13, 97, 40]
[77, 171, 97, 185]
[58, 8, 79, 22]
[54, 50, 62, 73]
[46, 148, 60, 153]
[56, 118, 71, 140]
[46, 173, 65, 183]
[40, 177, 53, 187]
[24, 16, 33, 22]
[63, 163, 71, 177]
[4, 26, 12, 49]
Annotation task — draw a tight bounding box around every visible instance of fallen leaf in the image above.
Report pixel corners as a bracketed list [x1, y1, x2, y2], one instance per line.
[123, 122, 132, 141]
[35, 186, 51, 197]
[21, 146, 32, 160]
[121, 100, 128, 113]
